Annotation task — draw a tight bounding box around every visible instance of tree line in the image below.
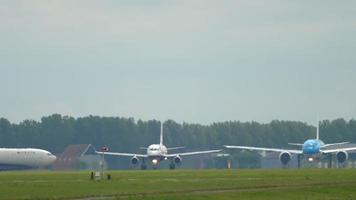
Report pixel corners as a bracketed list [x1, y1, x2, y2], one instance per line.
[1, 114, 355, 155]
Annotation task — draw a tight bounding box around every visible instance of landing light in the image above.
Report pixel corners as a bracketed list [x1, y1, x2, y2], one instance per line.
[152, 159, 158, 165]
[308, 157, 314, 162]
[164, 157, 168, 160]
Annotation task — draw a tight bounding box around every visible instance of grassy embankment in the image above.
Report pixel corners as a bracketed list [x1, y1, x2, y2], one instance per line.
[1, 169, 356, 200]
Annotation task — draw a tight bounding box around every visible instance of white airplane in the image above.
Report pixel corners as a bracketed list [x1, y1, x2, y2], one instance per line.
[0, 148, 56, 170]
[224, 122, 356, 167]
[97, 122, 221, 169]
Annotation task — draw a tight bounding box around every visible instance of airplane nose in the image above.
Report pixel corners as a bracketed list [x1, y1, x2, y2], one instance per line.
[51, 155, 57, 163]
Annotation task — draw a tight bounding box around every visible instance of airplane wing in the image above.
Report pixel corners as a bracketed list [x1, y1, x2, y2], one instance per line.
[224, 145, 302, 154]
[288, 143, 303, 146]
[165, 149, 221, 157]
[96, 151, 147, 158]
[321, 147, 356, 154]
[167, 146, 185, 151]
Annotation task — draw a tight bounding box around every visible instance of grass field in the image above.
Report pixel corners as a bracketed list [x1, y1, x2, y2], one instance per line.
[1, 169, 356, 200]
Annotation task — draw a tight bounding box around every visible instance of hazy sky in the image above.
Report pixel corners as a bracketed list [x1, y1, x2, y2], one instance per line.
[1, 1, 356, 124]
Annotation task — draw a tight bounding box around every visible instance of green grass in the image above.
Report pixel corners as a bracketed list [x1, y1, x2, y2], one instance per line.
[1, 169, 356, 200]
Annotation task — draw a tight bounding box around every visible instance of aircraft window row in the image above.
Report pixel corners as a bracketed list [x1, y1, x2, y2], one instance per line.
[57, 158, 72, 161]
[306, 143, 317, 147]
[17, 152, 36, 154]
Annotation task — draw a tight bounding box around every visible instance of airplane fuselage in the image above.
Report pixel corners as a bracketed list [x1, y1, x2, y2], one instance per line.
[302, 139, 324, 155]
[146, 144, 168, 165]
[0, 148, 56, 170]
[147, 144, 168, 157]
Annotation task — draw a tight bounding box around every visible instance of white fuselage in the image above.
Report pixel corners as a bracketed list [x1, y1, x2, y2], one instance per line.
[146, 144, 168, 165]
[147, 144, 168, 158]
[0, 148, 56, 169]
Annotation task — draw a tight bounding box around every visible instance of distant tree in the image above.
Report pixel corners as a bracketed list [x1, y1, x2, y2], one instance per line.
[0, 115, 355, 168]
[0, 118, 13, 147]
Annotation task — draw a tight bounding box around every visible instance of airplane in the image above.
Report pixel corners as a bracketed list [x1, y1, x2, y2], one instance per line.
[224, 122, 356, 168]
[97, 122, 221, 169]
[0, 148, 57, 170]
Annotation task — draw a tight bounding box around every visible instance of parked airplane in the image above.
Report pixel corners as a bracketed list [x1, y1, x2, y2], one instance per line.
[97, 122, 221, 169]
[224, 122, 356, 167]
[0, 148, 56, 170]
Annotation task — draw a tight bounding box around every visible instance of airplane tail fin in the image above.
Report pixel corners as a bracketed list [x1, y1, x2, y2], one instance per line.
[322, 142, 349, 148]
[160, 121, 164, 146]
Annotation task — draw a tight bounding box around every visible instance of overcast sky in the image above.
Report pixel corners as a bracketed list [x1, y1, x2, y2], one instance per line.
[1, 1, 355, 124]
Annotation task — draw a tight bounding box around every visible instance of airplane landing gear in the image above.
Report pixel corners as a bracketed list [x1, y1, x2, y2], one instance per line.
[169, 163, 176, 170]
[327, 154, 332, 168]
[297, 154, 303, 168]
[141, 158, 147, 170]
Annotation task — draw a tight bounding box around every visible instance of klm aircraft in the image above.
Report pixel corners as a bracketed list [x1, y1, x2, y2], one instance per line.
[224, 122, 356, 167]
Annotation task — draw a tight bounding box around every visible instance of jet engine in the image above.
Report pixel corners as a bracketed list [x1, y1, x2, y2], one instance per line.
[131, 156, 139, 165]
[279, 151, 291, 165]
[174, 156, 182, 165]
[336, 151, 348, 163]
